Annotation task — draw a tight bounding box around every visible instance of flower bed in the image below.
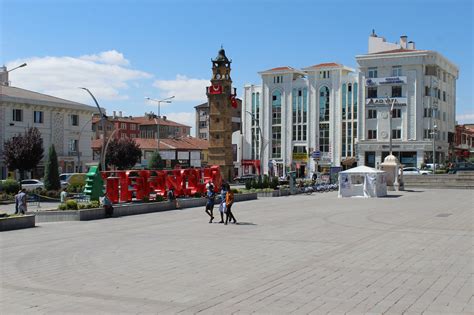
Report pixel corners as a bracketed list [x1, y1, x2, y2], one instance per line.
[0, 214, 35, 231]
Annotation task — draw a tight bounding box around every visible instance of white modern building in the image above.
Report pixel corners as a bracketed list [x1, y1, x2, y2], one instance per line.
[0, 84, 97, 179]
[242, 63, 359, 178]
[356, 32, 459, 168]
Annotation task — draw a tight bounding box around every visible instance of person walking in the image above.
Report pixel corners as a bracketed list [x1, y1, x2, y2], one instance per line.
[17, 188, 27, 215]
[225, 184, 237, 225]
[60, 188, 68, 204]
[205, 184, 215, 223]
[218, 183, 227, 223]
[14, 189, 21, 214]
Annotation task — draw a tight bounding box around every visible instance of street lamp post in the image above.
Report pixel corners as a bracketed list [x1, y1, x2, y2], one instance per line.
[431, 125, 438, 174]
[245, 110, 264, 176]
[145, 96, 175, 156]
[1, 63, 27, 86]
[76, 115, 95, 173]
[80, 88, 107, 171]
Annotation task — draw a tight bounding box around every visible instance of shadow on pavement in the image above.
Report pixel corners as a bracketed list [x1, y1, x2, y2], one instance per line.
[235, 222, 257, 226]
[403, 189, 424, 193]
[384, 194, 402, 198]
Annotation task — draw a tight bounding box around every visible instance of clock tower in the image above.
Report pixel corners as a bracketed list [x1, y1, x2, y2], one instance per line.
[206, 47, 236, 182]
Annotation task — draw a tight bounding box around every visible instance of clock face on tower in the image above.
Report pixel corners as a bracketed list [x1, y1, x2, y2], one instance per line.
[215, 73, 221, 79]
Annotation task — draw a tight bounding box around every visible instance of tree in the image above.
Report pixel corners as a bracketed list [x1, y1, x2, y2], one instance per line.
[3, 127, 44, 180]
[148, 151, 163, 169]
[44, 145, 60, 191]
[105, 137, 142, 170]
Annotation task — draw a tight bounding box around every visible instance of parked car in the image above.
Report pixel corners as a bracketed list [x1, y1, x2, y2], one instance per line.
[403, 167, 432, 175]
[20, 179, 44, 191]
[448, 162, 474, 174]
[233, 174, 258, 183]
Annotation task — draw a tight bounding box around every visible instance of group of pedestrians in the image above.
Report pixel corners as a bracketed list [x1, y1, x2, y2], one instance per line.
[205, 182, 237, 225]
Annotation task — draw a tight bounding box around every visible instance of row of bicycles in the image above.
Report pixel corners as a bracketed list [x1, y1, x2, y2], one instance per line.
[297, 182, 338, 195]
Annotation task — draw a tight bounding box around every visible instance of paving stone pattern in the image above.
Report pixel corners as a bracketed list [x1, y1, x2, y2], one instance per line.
[1, 189, 473, 314]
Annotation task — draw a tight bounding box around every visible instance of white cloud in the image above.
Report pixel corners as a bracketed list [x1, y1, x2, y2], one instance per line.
[80, 50, 130, 66]
[456, 113, 474, 124]
[6, 51, 151, 103]
[153, 75, 209, 102]
[165, 112, 195, 133]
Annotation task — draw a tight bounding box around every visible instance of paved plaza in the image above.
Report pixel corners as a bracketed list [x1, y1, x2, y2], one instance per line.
[1, 189, 473, 314]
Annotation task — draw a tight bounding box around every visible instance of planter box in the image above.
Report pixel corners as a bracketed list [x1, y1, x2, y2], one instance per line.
[35, 210, 79, 223]
[32, 193, 259, 223]
[0, 214, 35, 231]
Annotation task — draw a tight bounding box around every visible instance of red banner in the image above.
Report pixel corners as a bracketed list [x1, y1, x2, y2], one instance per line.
[230, 94, 238, 108]
[209, 84, 222, 95]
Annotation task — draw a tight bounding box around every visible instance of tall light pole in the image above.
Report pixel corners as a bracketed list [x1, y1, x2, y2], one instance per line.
[76, 114, 95, 173]
[145, 96, 175, 156]
[80, 88, 107, 171]
[246, 110, 264, 176]
[1, 63, 27, 86]
[431, 124, 438, 174]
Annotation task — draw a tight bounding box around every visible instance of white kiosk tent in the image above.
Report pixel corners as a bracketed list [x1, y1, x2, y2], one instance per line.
[338, 165, 387, 198]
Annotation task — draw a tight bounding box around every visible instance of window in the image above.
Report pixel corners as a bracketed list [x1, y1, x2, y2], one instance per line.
[424, 108, 432, 117]
[392, 86, 402, 97]
[443, 91, 446, 102]
[367, 87, 377, 98]
[121, 123, 126, 129]
[34, 111, 44, 123]
[121, 133, 126, 139]
[437, 89, 441, 99]
[425, 65, 436, 76]
[68, 139, 78, 152]
[368, 67, 378, 78]
[425, 86, 430, 96]
[292, 88, 308, 141]
[274, 76, 283, 84]
[368, 129, 377, 139]
[272, 90, 282, 124]
[392, 108, 401, 118]
[70, 114, 79, 126]
[199, 121, 207, 128]
[319, 123, 329, 152]
[13, 109, 23, 122]
[392, 66, 402, 76]
[368, 109, 377, 119]
[443, 112, 446, 122]
[130, 124, 136, 130]
[199, 133, 207, 139]
[319, 86, 330, 121]
[424, 129, 431, 139]
[130, 134, 136, 138]
[392, 129, 401, 139]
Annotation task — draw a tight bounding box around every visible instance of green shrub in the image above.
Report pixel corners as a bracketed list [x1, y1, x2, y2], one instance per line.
[245, 180, 252, 190]
[155, 195, 164, 202]
[231, 188, 239, 194]
[270, 176, 279, 189]
[57, 204, 67, 210]
[262, 175, 269, 189]
[193, 192, 202, 198]
[65, 199, 78, 210]
[67, 183, 84, 193]
[78, 203, 87, 209]
[89, 200, 100, 208]
[0, 179, 20, 194]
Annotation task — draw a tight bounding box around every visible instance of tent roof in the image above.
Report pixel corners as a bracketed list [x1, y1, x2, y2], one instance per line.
[340, 165, 386, 174]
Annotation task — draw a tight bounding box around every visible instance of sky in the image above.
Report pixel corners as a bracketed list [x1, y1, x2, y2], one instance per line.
[1, 0, 473, 133]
